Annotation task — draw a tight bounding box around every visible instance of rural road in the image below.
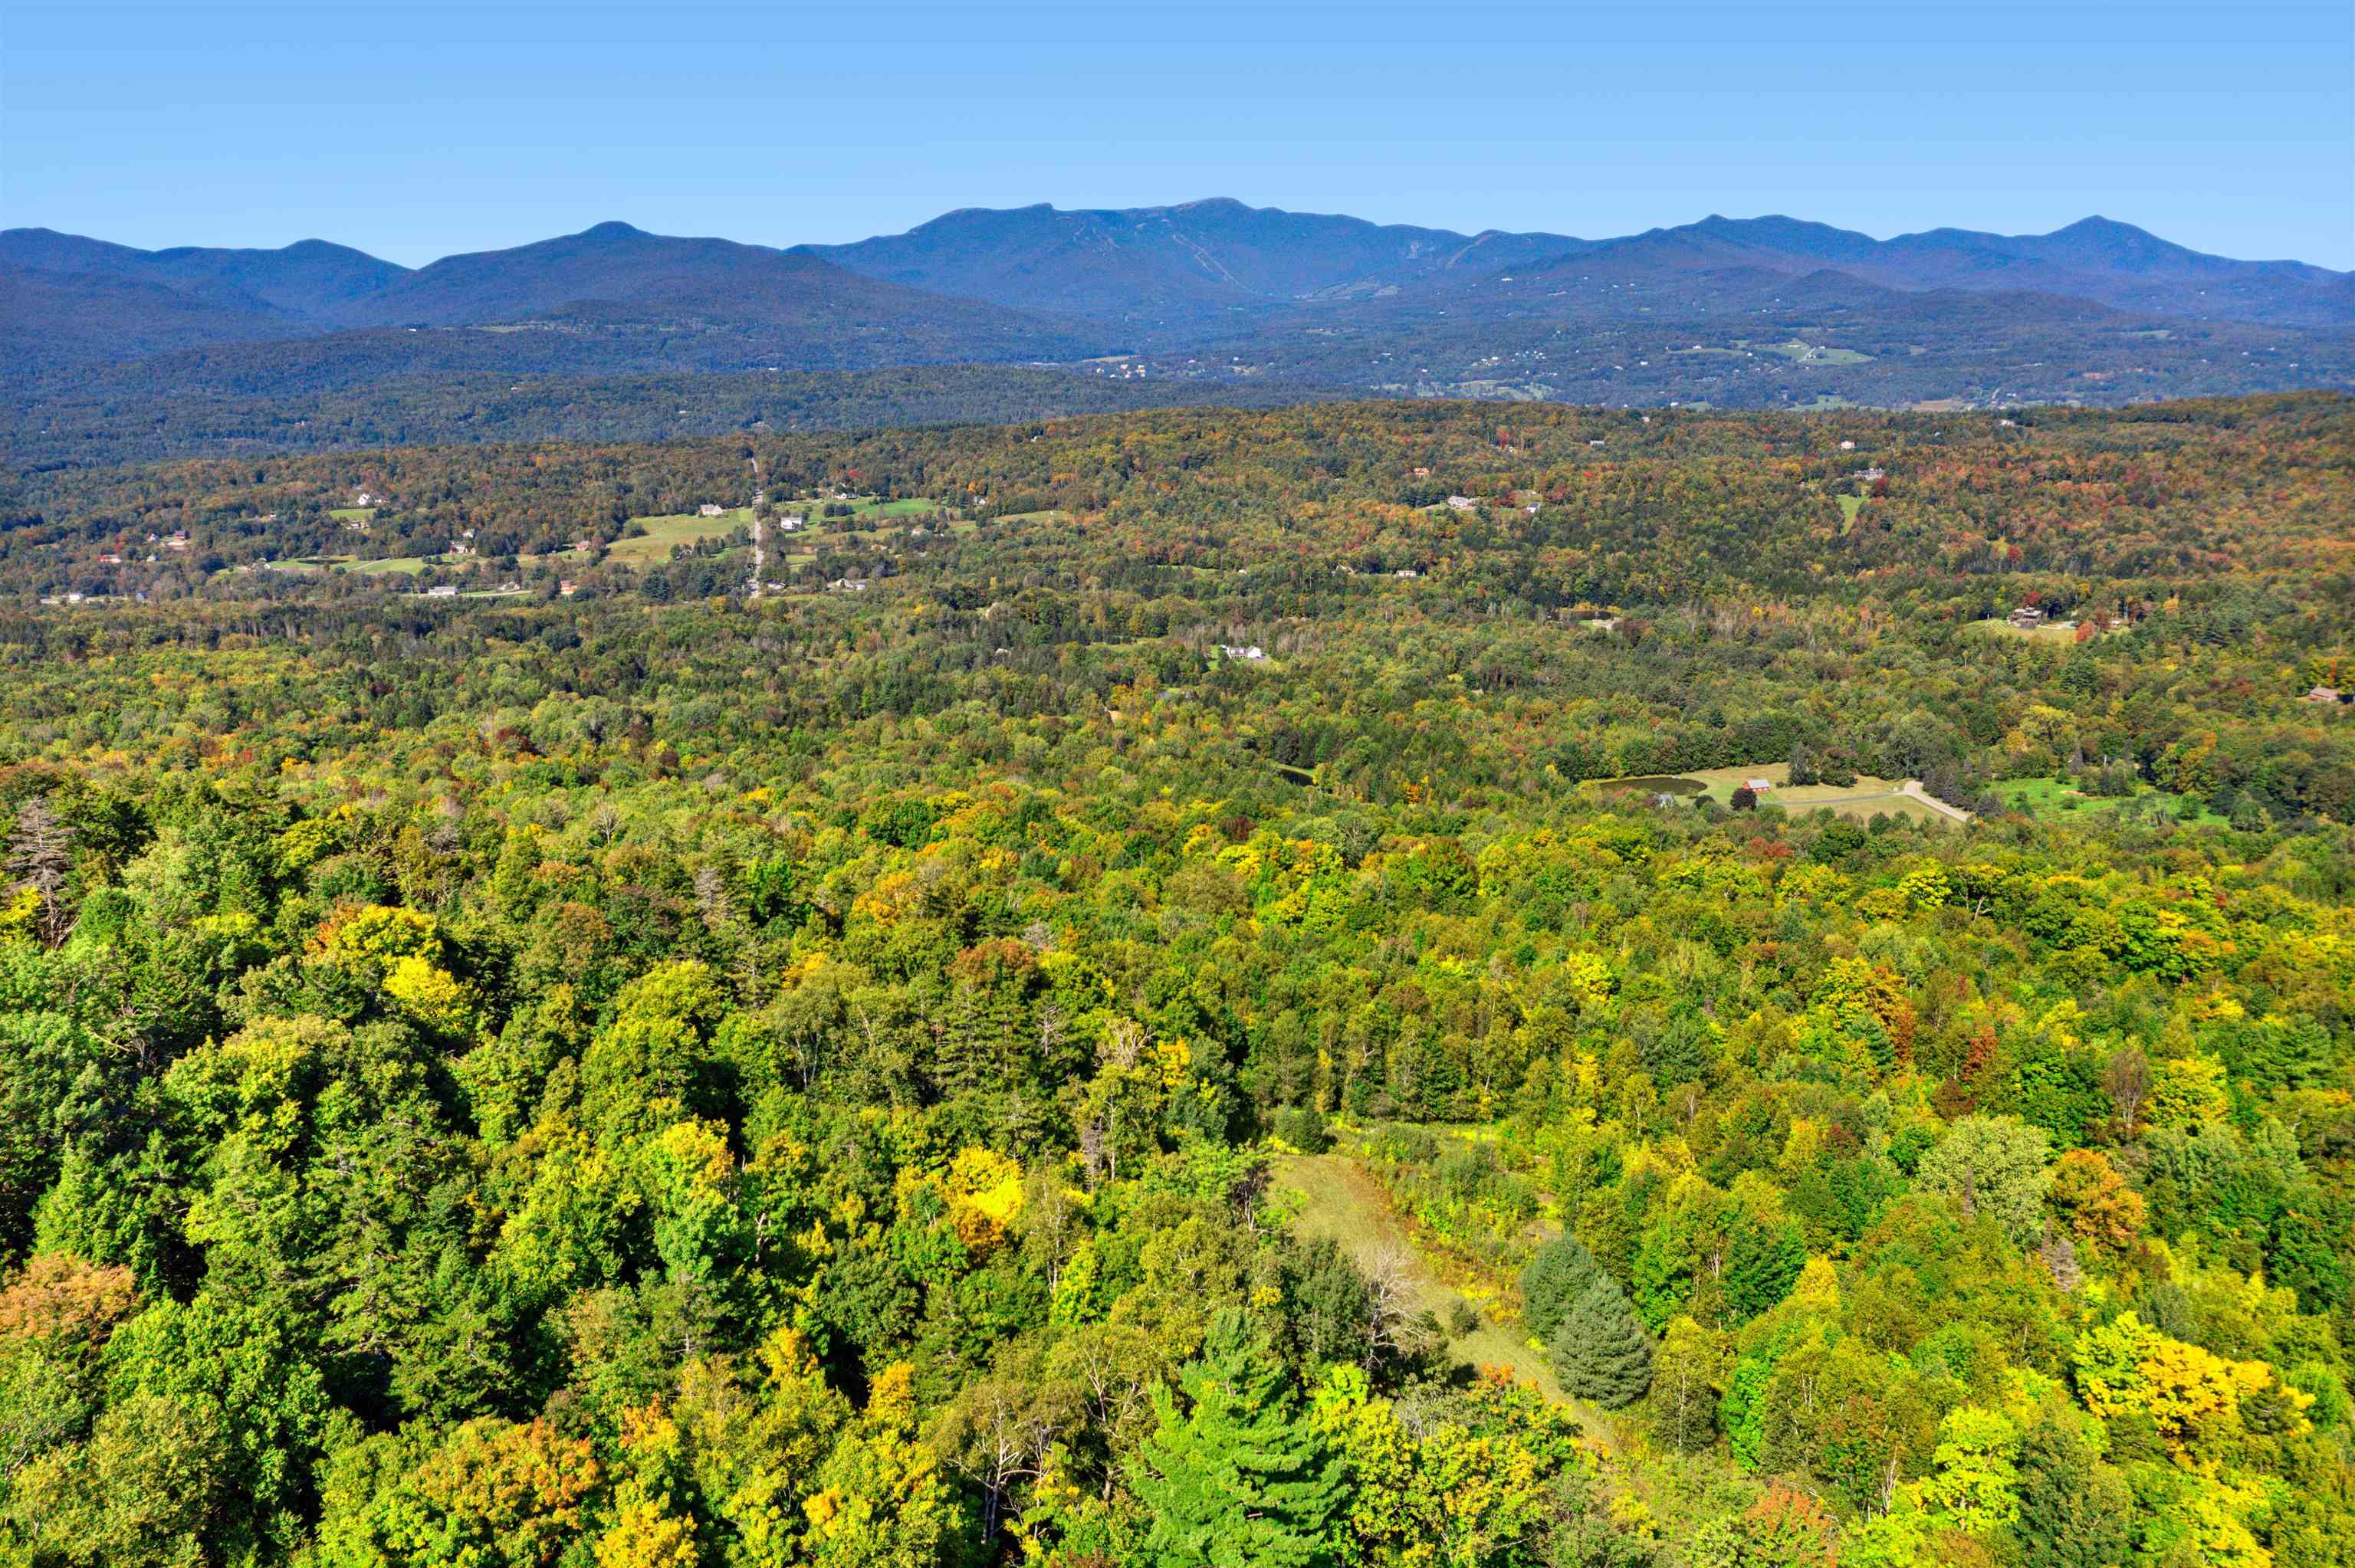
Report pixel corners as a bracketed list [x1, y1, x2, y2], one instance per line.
[1899, 779, 1973, 822]
[746, 456, 764, 600]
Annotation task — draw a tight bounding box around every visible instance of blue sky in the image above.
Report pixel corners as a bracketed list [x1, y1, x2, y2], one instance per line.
[5, 0, 2350, 267]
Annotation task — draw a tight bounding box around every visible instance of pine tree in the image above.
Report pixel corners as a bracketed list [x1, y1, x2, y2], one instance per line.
[1517, 1235, 1600, 1344]
[1135, 1310, 1342, 1568]
[1549, 1278, 1654, 1409]
[2015, 1413, 2133, 1568]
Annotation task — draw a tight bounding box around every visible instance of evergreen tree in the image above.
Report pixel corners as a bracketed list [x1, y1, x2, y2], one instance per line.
[1518, 1235, 1601, 1344]
[1550, 1278, 1654, 1409]
[1135, 1310, 1342, 1568]
[1723, 1219, 1805, 1323]
[2014, 1413, 2133, 1568]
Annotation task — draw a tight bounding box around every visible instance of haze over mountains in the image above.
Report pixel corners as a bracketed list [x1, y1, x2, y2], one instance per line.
[5, 198, 2350, 464]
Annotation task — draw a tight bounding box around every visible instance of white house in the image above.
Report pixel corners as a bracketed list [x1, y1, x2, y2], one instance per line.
[698, 504, 726, 517]
[1220, 645, 1266, 661]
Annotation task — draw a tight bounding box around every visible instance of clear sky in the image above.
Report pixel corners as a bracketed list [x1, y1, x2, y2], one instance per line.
[5, 0, 2350, 268]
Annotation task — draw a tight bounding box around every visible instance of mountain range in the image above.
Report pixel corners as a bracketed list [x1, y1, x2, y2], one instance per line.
[5, 199, 2350, 462]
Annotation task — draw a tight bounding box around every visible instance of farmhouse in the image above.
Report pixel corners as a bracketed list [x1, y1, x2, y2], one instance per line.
[1445, 495, 1479, 510]
[424, 585, 458, 599]
[1220, 645, 1267, 661]
[2009, 606, 2048, 629]
[2307, 686, 2348, 706]
[1744, 777, 1774, 793]
[698, 504, 726, 517]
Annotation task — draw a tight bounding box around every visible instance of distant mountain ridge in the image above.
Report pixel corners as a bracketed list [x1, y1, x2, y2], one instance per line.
[3, 204, 2347, 440]
[797, 198, 1591, 328]
[0, 219, 1110, 374]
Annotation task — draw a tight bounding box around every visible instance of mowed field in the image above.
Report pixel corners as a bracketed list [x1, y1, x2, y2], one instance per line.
[600, 507, 753, 566]
[1999, 774, 2229, 827]
[1587, 763, 1955, 825]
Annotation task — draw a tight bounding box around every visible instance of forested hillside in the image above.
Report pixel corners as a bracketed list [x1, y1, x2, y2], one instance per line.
[0, 394, 2351, 1567]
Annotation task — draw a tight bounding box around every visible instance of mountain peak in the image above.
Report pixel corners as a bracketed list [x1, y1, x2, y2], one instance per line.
[578, 221, 649, 241]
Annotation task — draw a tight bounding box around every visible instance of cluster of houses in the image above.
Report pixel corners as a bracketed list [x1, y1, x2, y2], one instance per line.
[1219, 644, 1267, 661]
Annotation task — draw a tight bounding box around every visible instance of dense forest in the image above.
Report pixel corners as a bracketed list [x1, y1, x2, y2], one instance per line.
[0, 392, 2350, 1567]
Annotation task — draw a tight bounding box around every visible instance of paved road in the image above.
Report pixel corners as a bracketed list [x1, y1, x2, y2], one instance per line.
[1900, 779, 1973, 822]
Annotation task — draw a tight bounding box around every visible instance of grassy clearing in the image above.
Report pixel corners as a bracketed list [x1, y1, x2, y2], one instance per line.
[342, 555, 431, 577]
[326, 507, 376, 523]
[1837, 493, 1866, 525]
[1999, 775, 2228, 827]
[1270, 1153, 1588, 1412]
[606, 507, 752, 566]
[1585, 763, 1951, 825]
[1749, 340, 1872, 366]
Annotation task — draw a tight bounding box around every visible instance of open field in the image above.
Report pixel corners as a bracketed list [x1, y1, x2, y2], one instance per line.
[1837, 492, 1866, 524]
[1999, 774, 2229, 827]
[326, 506, 376, 523]
[1585, 762, 1954, 825]
[1749, 339, 1872, 365]
[604, 507, 752, 566]
[340, 554, 432, 576]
